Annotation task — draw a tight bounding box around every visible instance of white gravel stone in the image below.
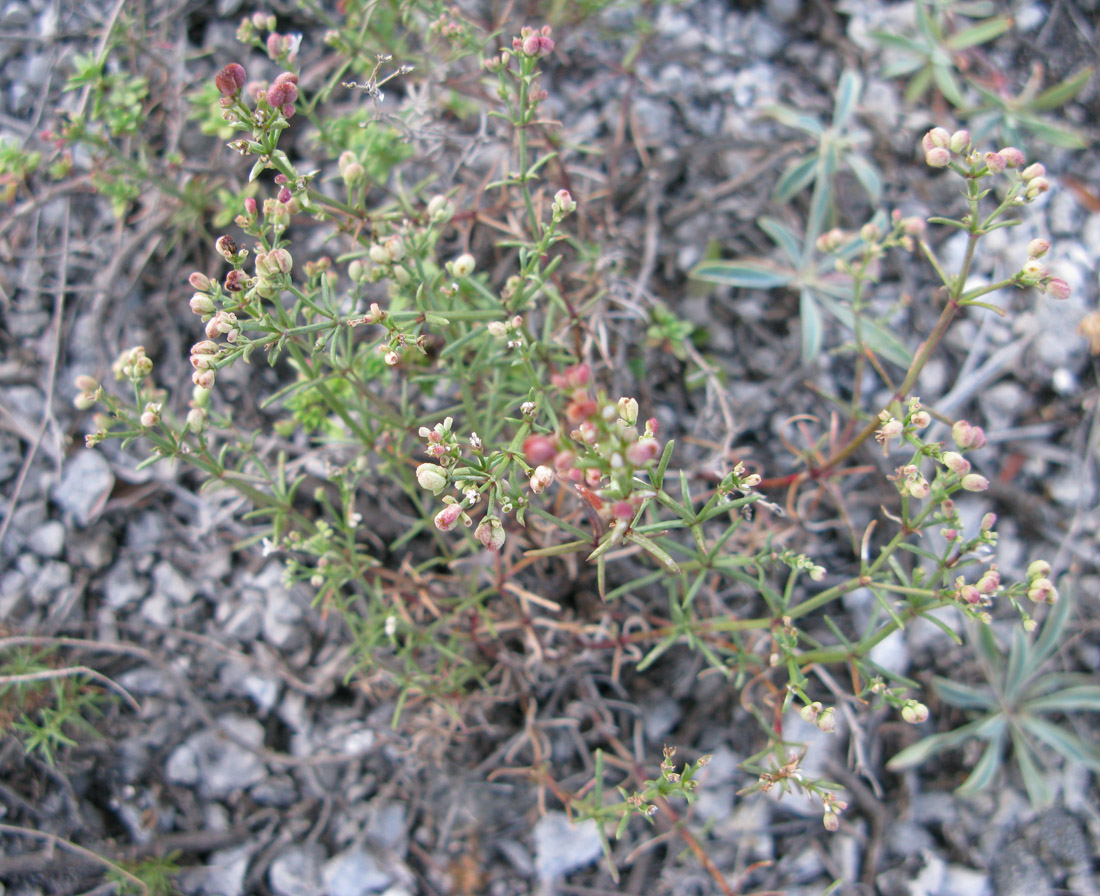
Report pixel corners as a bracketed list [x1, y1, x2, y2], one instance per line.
[322, 849, 393, 896]
[51, 449, 114, 525]
[533, 812, 602, 882]
[270, 844, 324, 896]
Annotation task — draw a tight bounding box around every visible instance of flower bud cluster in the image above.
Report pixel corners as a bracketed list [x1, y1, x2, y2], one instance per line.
[112, 346, 153, 381]
[800, 702, 837, 732]
[254, 247, 293, 298]
[513, 25, 555, 57]
[821, 792, 848, 832]
[72, 374, 100, 410]
[900, 699, 929, 724]
[1016, 238, 1071, 300]
[874, 397, 930, 455]
[951, 565, 1001, 609]
[1025, 559, 1058, 604]
[551, 189, 575, 219]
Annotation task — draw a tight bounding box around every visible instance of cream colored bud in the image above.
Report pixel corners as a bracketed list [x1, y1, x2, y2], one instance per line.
[416, 463, 448, 494]
[452, 253, 476, 278]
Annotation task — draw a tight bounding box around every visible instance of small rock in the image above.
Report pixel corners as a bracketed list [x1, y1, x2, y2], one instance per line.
[103, 562, 148, 609]
[27, 520, 65, 557]
[68, 526, 116, 568]
[322, 849, 393, 896]
[270, 844, 325, 896]
[165, 715, 266, 799]
[153, 560, 196, 605]
[365, 802, 406, 853]
[51, 450, 114, 525]
[532, 812, 602, 882]
[180, 844, 251, 896]
[28, 560, 71, 607]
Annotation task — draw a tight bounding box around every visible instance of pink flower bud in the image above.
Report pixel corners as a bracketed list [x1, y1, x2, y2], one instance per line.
[926, 127, 951, 149]
[925, 147, 951, 168]
[952, 420, 973, 448]
[611, 501, 634, 521]
[960, 473, 989, 492]
[1046, 277, 1071, 300]
[976, 570, 1000, 594]
[949, 130, 970, 153]
[434, 503, 463, 532]
[626, 437, 660, 466]
[983, 151, 1006, 173]
[192, 369, 216, 390]
[980, 512, 997, 531]
[215, 63, 247, 97]
[475, 516, 506, 552]
[524, 434, 557, 465]
[999, 147, 1025, 168]
[530, 465, 555, 494]
[1026, 577, 1058, 604]
[958, 584, 981, 604]
[1021, 162, 1046, 182]
[1026, 238, 1050, 258]
[189, 272, 212, 291]
[942, 451, 970, 476]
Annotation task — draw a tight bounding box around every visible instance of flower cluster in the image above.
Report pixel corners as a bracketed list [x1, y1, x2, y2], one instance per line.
[1016, 235, 1071, 300]
[512, 25, 555, 58]
[1025, 560, 1058, 605]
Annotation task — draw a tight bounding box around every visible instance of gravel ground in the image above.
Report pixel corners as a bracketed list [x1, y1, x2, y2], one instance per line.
[1, 1, 1099, 894]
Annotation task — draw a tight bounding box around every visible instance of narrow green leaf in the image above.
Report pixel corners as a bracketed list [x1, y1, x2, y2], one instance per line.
[954, 735, 1004, 795]
[1016, 116, 1088, 149]
[932, 64, 966, 107]
[1019, 717, 1100, 771]
[932, 675, 993, 710]
[815, 295, 912, 368]
[763, 105, 824, 137]
[946, 16, 1012, 51]
[690, 260, 794, 289]
[772, 155, 818, 203]
[1010, 728, 1054, 809]
[1025, 685, 1100, 714]
[887, 717, 989, 770]
[757, 216, 804, 266]
[799, 289, 824, 365]
[846, 152, 883, 203]
[1030, 66, 1094, 111]
[833, 70, 862, 128]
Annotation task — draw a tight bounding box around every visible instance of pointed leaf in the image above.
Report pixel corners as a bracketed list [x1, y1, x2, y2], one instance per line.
[763, 105, 824, 137]
[1019, 717, 1100, 771]
[847, 152, 883, 202]
[833, 71, 863, 127]
[1010, 728, 1054, 809]
[773, 155, 818, 203]
[1025, 685, 1100, 714]
[886, 717, 990, 770]
[954, 735, 1004, 795]
[932, 675, 994, 710]
[1030, 67, 1094, 111]
[815, 294, 912, 368]
[946, 16, 1012, 50]
[1032, 588, 1073, 668]
[799, 289, 824, 365]
[932, 64, 966, 107]
[691, 260, 794, 289]
[1016, 116, 1088, 149]
[758, 216, 804, 266]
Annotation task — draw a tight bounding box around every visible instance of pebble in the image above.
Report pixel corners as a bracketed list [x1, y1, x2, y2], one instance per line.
[180, 844, 251, 896]
[51, 449, 114, 525]
[532, 812, 602, 882]
[165, 715, 266, 799]
[322, 849, 393, 896]
[270, 844, 325, 896]
[153, 560, 196, 605]
[27, 519, 65, 557]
